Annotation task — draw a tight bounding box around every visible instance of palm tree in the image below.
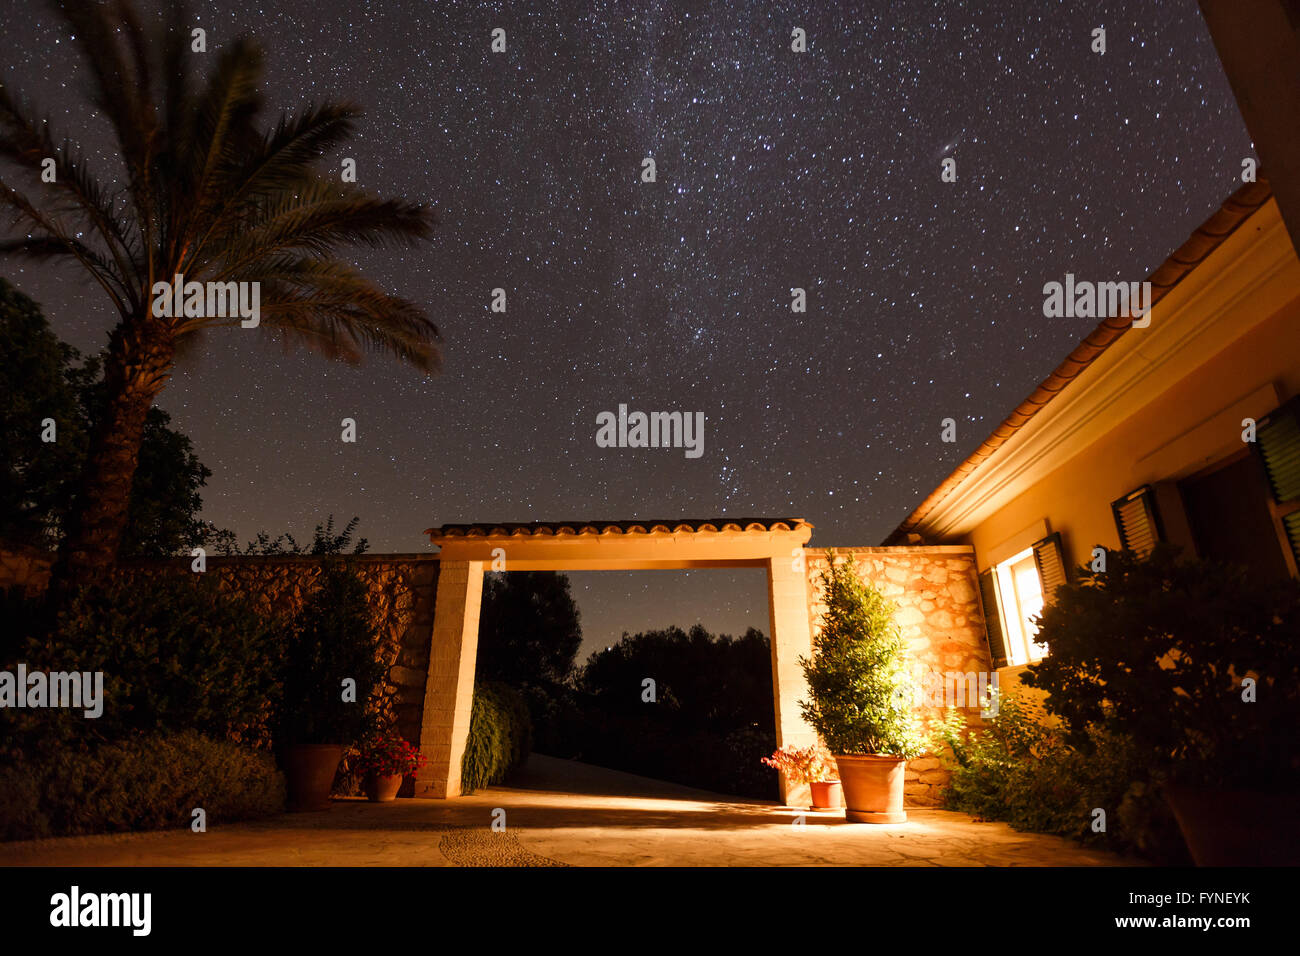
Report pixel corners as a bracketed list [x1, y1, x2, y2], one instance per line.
[0, 1, 441, 592]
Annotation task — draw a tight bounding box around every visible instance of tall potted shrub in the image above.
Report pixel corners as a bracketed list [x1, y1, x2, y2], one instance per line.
[277, 562, 386, 811]
[800, 554, 925, 823]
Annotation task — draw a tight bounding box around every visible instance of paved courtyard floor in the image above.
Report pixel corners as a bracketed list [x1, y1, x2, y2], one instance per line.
[0, 754, 1135, 866]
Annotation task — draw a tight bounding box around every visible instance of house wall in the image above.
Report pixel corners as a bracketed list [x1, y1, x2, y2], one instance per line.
[805, 546, 989, 806]
[965, 301, 1300, 574]
[960, 270, 1300, 698]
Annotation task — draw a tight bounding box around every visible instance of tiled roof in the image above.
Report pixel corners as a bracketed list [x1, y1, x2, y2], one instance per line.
[426, 517, 812, 538]
[886, 178, 1277, 545]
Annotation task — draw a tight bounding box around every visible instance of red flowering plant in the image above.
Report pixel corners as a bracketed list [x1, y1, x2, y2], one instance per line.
[761, 742, 838, 785]
[355, 730, 428, 779]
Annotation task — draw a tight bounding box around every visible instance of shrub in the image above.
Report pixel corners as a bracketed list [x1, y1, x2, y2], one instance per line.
[800, 553, 925, 757]
[275, 561, 386, 748]
[0, 731, 285, 841]
[460, 681, 533, 793]
[1023, 545, 1300, 791]
[931, 693, 1189, 862]
[2, 575, 281, 748]
[925, 545, 1297, 864]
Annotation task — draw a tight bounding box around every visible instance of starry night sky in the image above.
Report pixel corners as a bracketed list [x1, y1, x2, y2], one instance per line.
[0, 1, 1255, 657]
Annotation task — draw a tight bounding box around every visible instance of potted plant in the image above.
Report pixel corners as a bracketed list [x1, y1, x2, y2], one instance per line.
[799, 553, 925, 823]
[356, 729, 428, 802]
[762, 743, 841, 810]
[276, 562, 387, 812]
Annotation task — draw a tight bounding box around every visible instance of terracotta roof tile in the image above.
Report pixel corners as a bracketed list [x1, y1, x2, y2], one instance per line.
[426, 517, 812, 539]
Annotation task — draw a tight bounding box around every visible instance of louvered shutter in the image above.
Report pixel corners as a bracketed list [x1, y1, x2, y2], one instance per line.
[977, 569, 1007, 668]
[1253, 396, 1300, 565]
[1032, 532, 1068, 602]
[1111, 486, 1162, 557]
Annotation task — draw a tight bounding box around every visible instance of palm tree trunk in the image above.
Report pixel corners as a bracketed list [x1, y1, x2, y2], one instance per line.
[49, 317, 174, 598]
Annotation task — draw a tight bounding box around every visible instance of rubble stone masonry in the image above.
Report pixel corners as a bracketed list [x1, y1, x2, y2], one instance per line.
[4, 543, 990, 808]
[805, 546, 991, 807]
[0, 550, 438, 751]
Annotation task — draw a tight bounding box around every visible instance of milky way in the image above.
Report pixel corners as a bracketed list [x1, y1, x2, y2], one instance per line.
[0, 1, 1255, 654]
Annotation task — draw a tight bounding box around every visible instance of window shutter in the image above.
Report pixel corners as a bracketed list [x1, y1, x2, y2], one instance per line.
[976, 569, 1007, 669]
[1282, 512, 1300, 566]
[1111, 486, 1162, 557]
[1253, 396, 1300, 565]
[1032, 532, 1068, 602]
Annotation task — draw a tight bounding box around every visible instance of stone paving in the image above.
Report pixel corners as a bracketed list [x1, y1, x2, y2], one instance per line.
[0, 755, 1136, 867]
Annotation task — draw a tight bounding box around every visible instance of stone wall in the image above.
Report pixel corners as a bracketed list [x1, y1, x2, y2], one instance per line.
[0, 550, 438, 753]
[805, 546, 991, 807]
[7, 542, 994, 809]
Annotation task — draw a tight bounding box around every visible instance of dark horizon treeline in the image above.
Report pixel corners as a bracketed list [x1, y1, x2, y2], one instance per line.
[475, 571, 778, 799]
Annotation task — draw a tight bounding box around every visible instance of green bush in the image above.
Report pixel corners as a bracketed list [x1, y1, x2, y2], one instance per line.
[275, 561, 386, 748]
[929, 546, 1300, 863]
[800, 553, 925, 757]
[2, 575, 282, 749]
[460, 681, 533, 793]
[1023, 545, 1300, 790]
[0, 730, 285, 841]
[932, 693, 1189, 863]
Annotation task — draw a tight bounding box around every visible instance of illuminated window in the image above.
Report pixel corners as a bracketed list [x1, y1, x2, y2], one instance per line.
[994, 548, 1047, 665]
[977, 532, 1067, 668]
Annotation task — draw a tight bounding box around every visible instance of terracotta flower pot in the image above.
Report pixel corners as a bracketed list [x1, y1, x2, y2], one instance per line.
[284, 744, 344, 812]
[835, 754, 907, 823]
[810, 780, 843, 810]
[365, 772, 404, 803]
[1164, 786, 1300, 866]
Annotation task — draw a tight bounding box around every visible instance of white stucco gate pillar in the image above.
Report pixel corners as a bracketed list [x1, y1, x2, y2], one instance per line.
[766, 554, 818, 806]
[415, 559, 483, 798]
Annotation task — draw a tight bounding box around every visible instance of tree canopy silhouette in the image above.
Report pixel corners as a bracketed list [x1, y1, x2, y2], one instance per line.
[0, 277, 213, 556]
[477, 571, 583, 686]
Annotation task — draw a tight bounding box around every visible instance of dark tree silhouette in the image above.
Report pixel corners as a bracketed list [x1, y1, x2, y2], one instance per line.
[572, 624, 778, 797]
[579, 624, 773, 730]
[209, 514, 369, 556]
[476, 571, 583, 686]
[0, 278, 212, 556]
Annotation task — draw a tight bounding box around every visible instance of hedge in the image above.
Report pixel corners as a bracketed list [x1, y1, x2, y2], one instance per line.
[3, 575, 282, 749]
[460, 681, 533, 793]
[0, 730, 286, 842]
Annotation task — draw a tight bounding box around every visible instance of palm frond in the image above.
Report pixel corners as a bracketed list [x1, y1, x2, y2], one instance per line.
[259, 297, 441, 372]
[0, 82, 141, 292]
[178, 255, 441, 372]
[184, 101, 363, 269]
[55, 1, 157, 187]
[173, 37, 264, 265]
[208, 178, 434, 279]
[0, 179, 132, 312]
